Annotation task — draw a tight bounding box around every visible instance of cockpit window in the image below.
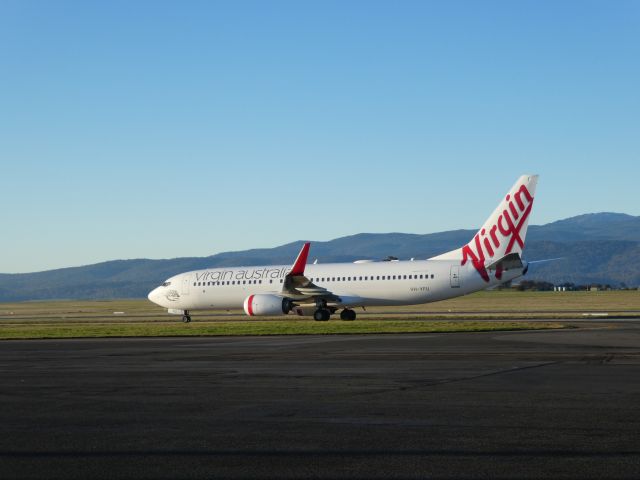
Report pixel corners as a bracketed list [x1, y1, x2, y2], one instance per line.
[162, 281, 171, 287]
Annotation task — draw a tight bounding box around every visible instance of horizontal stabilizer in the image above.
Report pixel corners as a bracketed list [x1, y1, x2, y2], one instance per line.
[486, 252, 523, 271]
[526, 257, 565, 265]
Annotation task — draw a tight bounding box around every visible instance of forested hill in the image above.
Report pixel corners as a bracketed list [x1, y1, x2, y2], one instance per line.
[1, 213, 638, 301]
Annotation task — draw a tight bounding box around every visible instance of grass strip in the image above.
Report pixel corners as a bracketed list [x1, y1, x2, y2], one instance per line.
[0, 319, 568, 340]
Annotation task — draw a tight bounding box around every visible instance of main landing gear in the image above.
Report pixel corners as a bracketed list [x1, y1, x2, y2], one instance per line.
[312, 305, 357, 322]
[340, 308, 356, 321]
[313, 308, 331, 321]
[313, 299, 331, 321]
[182, 311, 192, 323]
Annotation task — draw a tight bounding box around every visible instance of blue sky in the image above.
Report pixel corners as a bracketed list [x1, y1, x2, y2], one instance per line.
[1, 0, 638, 273]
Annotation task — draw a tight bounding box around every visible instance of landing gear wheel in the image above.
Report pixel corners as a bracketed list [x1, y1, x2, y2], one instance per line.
[340, 309, 356, 321]
[282, 298, 294, 315]
[313, 309, 331, 321]
[182, 315, 191, 323]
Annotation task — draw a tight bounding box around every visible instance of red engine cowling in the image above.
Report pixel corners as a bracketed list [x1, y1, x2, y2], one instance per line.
[243, 294, 290, 316]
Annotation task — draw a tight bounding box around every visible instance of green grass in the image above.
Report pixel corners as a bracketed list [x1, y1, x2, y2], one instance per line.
[0, 319, 567, 340]
[1, 290, 636, 340]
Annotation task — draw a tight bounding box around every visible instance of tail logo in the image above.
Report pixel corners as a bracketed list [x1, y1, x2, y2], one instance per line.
[462, 184, 534, 282]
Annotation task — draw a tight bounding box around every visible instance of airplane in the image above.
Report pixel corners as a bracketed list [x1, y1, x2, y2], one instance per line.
[148, 174, 538, 322]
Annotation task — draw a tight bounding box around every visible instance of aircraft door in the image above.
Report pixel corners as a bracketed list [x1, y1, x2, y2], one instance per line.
[181, 275, 191, 295]
[450, 265, 461, 288]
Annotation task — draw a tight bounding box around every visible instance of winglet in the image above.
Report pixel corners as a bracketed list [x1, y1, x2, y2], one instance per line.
[289, 242, 310, 276]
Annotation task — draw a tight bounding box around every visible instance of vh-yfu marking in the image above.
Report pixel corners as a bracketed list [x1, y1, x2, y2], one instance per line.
[148, 175, 538, 322]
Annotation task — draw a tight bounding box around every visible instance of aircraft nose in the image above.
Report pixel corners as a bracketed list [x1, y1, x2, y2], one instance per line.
[148, 287, 161, 305]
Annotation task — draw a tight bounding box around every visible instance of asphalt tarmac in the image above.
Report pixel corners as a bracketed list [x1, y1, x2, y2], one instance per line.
[1, 322, 639, 479]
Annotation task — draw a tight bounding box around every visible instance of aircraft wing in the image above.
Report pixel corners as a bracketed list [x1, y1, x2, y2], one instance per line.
[281, 243, 341, 303]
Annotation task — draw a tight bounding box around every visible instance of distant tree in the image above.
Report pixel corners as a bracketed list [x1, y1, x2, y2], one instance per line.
[516, 280, 555, 291]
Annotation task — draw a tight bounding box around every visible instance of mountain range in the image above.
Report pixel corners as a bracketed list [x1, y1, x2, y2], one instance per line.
[1, 213, 638, 301]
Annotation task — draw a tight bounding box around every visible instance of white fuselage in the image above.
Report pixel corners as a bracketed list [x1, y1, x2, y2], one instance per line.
[148, 258, 524, 312]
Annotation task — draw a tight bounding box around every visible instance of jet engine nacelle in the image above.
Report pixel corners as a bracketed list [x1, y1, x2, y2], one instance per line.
[243, 294, 292, 316]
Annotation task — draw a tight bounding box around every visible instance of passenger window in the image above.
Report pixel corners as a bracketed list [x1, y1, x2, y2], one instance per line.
[403, 275, 407, 280]
[431, 274, 435, 279]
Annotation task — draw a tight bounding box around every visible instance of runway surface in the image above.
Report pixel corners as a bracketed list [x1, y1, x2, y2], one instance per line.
[1, 321, 640, 479]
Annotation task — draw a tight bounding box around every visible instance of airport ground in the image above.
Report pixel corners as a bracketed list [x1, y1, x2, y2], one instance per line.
[1, 291, 639, 479]
[0, 290, 638, 339]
